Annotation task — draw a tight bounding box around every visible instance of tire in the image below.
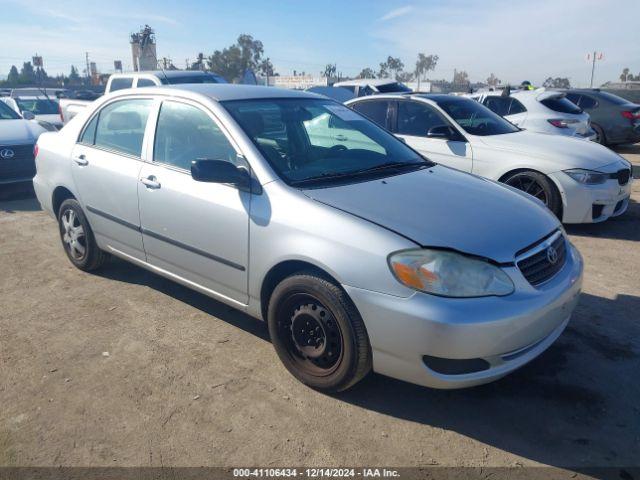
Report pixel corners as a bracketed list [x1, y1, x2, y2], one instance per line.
[591, 123, 606, 145]
[57, 198, 108, 271]
[502, 170, 562, 219]
[267, 272, 372, 392]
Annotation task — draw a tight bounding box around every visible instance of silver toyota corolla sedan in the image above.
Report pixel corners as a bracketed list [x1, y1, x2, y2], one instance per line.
[33, 85, 583, 392]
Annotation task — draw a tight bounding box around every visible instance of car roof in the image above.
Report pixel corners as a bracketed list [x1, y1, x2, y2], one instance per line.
[114, 84, 322, 102]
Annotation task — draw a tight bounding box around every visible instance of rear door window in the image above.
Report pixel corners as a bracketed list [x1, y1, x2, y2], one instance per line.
[136, 78, 156, 88]
[578, 95, 598, 109]
[483, 97, 511, 116]
[349, 100, 390, 128]
[109, 77, 134, 92]
[508, 98, 527, 115]
[92, 99, 152, 156]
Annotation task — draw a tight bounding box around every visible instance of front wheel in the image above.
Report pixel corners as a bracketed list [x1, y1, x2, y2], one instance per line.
[502, 170, 562, 219]
[58, 199, 108, 271]
[267, 273, 372, 392]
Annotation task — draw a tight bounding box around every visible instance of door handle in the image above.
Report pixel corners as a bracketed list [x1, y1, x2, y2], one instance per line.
[73, 154, 88, 166]
[140, 176, 161, 189]
[335, 134, 348, 141]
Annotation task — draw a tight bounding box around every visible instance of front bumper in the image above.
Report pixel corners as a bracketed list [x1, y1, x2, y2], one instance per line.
[551, 170, 633, 224]
[344, 244, 583, 389]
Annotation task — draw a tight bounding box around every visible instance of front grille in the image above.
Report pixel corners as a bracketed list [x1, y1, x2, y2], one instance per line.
[615, 168, 631, 185]
[517, 232, 567, 286]
[0, 144, 36, 181]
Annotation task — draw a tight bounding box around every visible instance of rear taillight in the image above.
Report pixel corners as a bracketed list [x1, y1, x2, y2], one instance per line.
[33, 144, 39, 159]
[621, 110, 640, 120]
[58, 103, 64, 123]
[548, 118, 578, 128]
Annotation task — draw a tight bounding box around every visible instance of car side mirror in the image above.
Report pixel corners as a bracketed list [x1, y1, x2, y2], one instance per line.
[191, 159, 250, 188]
[426, 125, 455, 139]
[22, 111, 35, 120]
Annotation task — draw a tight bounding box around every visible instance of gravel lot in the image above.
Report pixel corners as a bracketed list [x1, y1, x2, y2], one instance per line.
[0, 145, 639, 474]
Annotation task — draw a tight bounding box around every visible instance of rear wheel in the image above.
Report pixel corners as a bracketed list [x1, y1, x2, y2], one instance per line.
[591, 123, 606, 145]
[58, 199, 108, 271]
[267, 273, 372, 392]
[502, 170, 562, 219]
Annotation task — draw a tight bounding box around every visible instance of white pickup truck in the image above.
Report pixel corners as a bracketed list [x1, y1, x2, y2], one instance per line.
[60, 70, 226, 124]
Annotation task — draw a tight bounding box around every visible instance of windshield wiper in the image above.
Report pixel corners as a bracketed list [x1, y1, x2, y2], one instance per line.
[290, 162, 428, 187]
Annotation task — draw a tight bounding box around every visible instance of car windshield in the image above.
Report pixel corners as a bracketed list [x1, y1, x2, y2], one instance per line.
[434, 97, 520, 136]
[0, 101, 20, 120]
[376, 82, 412, 93]
[15, 98, 59, 115]
[223, 98, 430, 186]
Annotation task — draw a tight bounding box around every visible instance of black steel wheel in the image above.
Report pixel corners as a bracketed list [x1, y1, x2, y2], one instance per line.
[502, 170, 562, 219]
[267, 273, 372, 392]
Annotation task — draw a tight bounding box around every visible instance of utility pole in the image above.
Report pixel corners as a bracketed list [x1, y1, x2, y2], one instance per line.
[85, 52, 90, 83]
[588, 51, 603, 88]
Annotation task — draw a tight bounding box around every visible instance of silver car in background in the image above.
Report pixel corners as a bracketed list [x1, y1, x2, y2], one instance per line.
[33, 85, 583, 391]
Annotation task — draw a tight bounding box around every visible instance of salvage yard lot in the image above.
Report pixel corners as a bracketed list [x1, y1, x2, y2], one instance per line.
[0, 146, 639, 472]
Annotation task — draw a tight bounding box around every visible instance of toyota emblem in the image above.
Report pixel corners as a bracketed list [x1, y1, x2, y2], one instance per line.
[546, 245, 558, 265]
[0, 148, 15, 159]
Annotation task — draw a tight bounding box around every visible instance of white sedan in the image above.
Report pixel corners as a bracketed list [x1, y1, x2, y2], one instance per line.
[467, 88, 595, 140]
[346, 94, 632, 223]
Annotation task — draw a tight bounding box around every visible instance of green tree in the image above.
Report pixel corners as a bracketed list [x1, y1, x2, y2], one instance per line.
[378, 61, 389, 78]
[7, 65, 20, 84]
[19, 61, 36, 84]
[69, 65, 80, 84]
[258, 58, 275, 83]
[386, 56, 404, 80]
[486, 73, 500, 87]
[206, 35, 266, 82]
[357, 68, 376, 79]
[322, 63, 337, 78]
[620, 67, 630, 82]
[415, 53, 438, 89]
[542, 77, 571, 88]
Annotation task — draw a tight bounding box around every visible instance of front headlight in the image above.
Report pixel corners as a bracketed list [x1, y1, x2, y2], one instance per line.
[563, 168, 608, 185]
[388, 249, 514, 298]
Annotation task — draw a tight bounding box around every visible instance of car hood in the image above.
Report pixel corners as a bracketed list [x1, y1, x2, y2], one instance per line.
[303, 166, 559, 263]
[0, 119, 46, 144]
[473, 130, 622, 170]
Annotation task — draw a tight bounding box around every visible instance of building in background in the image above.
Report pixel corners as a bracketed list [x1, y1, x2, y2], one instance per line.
[269, 75, 330, 90]
[130, 25, 157, 72]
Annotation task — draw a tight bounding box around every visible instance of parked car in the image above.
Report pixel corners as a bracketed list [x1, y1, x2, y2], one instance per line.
[564, 89, 640, 145]
[0, 100, 46, 185]
[2, 94, 63, 130]
[34, 84, 584, 391]
[347, 94, 633, 223]
[59, 70, 227, 124]
[333, 79, 412, 97]
[468, 88, 595, 140]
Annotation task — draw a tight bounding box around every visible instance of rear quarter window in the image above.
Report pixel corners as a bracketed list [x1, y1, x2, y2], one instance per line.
[540, 97, 582, 114]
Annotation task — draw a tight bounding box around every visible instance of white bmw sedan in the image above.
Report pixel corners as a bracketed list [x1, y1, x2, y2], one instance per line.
[347, 94, 633, 223]
[33, 85, 583, 391]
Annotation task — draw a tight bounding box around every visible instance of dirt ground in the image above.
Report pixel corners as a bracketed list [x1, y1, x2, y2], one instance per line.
[0, 145, 639, 475]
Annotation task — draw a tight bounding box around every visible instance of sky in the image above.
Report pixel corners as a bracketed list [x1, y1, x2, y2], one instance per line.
[0, 0, 638, 87]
